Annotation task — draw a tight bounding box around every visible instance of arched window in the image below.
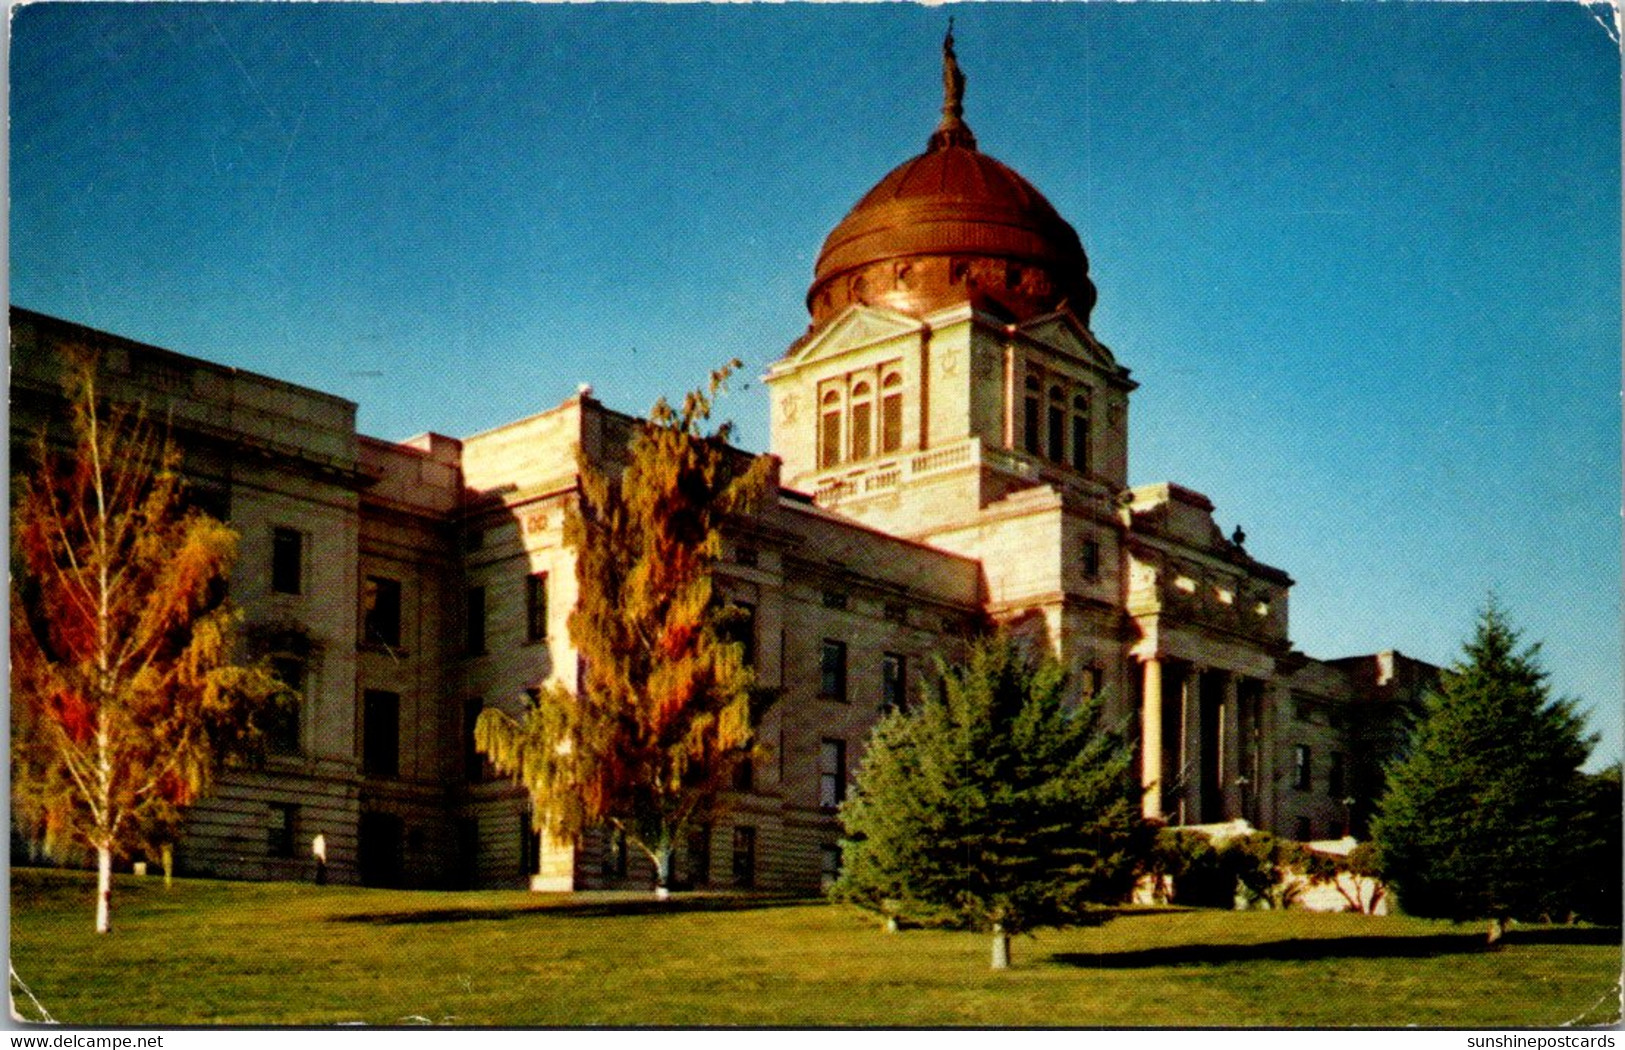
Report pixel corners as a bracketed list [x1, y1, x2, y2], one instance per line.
[819, 390, 842, 469]
[1047, 384, 1066, 462]
[1071, 392, 1091, 473]
[1023, 375, 1041, 454]
[880, 373, 904, 453]
[849, 381, 873, 461]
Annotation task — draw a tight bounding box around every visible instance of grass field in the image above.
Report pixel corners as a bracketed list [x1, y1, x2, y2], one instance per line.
[9, 868, 1620, 1027]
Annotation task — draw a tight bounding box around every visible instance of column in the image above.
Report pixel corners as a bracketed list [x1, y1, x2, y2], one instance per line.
[532, 829, 576, 893]
[1180, 666, 1204, 825]
[1221, 673, 1243, 822]
[1140, 658, 1163, 820]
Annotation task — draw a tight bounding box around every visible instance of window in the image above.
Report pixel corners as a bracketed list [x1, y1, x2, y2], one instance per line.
[603, 826, 628, 879]
[881, 652, 906, 712]
[849, 381, 873, 461]
[526, 572, 548, 643]
[464, 698, 486, 784]
[731, 826, 756, 887]
[819, 738, 848, 809]
[362, 577, 402, 647]
[1082, 539, 1101, 580]
[1071, 393, 1091, 473]
[733, 754, 754, 792]
[1327, 752, 1345, 799]
[520, 812, 542, 877]
[363, 690, 400, 777]
[687, 826, 712, 886]
[271, 527, 303, 595]
[822, 589, 848, 610]
[1022, 376, 1041, 454]
[820, 640, 848, 701]
[880, 373, 903, 453]
[819, 390, 842, 469]
[723, 601, 756, 668]
[883, 601, 908, 624]
[266, 657, 304, 755]
[1293, 744, 1312, 791]
[465, 586, 486, 655]
[1294, 816, 1313, 842]
[1047, 385, 1065, 461]
[735, 545, 759, 567]
[820, 843, 842, 891]
[267, 803, 297, 858]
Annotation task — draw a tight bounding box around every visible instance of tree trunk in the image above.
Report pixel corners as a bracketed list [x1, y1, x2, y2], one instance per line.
[1486, 916, 1506, 947]
[95, 846, 113, 934]
[990, 922, 1010, 970]
[654, 846, 673, 901]
[161, 844, 174, 890]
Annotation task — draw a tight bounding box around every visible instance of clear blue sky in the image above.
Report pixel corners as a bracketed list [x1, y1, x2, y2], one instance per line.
[12, 3, 1621, 764]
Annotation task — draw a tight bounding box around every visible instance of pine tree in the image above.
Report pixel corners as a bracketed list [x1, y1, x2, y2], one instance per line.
[835, 635, 1145, 969]
[10, 356, 281, 933]
[1371, 601, 1595, 943]
[476, 363, 774, 896]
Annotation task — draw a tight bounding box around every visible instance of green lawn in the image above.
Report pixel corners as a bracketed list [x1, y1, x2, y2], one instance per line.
[9, 868, 1620, 1027]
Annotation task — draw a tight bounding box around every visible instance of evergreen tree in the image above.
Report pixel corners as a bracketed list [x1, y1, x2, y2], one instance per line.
[835, 636, 1144, 969]
[10, 357, 281, 932]
[1567, 764, 1622, 925]
[477, 363, 774, 896]
[1371, 601, 1595, 943]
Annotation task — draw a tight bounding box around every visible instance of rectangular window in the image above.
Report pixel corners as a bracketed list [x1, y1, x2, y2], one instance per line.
[1294, 816, 1313, 842]
[819, 406, 842, 469]
[731, 826, 756, 888]
[1023, 396, 1041, 454]
[820, 843, 843, 891]
[881, 392, 903, 453]
[881, 652, 906, 712]
[465, 586, 486, 655]
[1083, 539, 1101, 580]
[850, 400, 872, 461]
[1071, 410, 1090, 473]
[603, 826, 628, 879]
[820, 640, 848, 701]
[822, 590, 848, 610]
[687, 826, 712, 886]
[735, 545, 759, 567]
[1048, 403, 1065, 461]
[526, 573, 548, 643]
[271, 527, 303, 595]
[266, 657, 304, 755]
[520, 812, 542, 877]
[362, 577, 402, 647]
[733, 754, 754, 792]
[724, 601, 756, 668]
[1328, 752, 1345, 799]
[363, 690, 400, 777]
[1293, 744, 1312, 791]
[819, 738, 848, 809]
[464, 698, 485, 784]
[267, 803, 297, 858]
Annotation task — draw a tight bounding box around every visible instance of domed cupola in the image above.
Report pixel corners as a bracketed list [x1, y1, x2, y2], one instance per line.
[807, 28, 1098, 328]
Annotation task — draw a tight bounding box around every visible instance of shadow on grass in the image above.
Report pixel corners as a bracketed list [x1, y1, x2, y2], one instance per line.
[330, 894, 813, 926]
[1052, 924, 1621, 969]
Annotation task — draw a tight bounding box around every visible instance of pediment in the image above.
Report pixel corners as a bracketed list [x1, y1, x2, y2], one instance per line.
[1015, 310, 1121, 374]
[778, 305, 923, 370]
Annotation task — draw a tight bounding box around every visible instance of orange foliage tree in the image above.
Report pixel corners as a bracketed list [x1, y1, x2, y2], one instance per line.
[477, 363, 774, 895]
[10, 358, 280, 932]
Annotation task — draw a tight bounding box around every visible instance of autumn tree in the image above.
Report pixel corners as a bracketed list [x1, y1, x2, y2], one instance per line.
[834, 636, 1145, 969]
[10, 357, 281, 933]
[476, 363, 774, 897]
[1371, 601, 1595, 944]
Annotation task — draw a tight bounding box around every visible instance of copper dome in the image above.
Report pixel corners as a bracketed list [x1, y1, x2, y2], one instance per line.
[807, 32, 1097, 327]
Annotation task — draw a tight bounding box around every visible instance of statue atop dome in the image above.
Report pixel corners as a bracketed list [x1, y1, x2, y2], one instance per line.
[930, 20, 977, 152]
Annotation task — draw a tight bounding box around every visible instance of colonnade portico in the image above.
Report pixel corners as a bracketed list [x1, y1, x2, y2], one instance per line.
[1139, 656, 1267, 826]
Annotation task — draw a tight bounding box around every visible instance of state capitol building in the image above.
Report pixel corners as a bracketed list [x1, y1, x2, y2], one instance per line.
[10, 37, 1434, 892]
